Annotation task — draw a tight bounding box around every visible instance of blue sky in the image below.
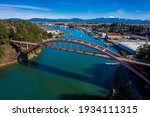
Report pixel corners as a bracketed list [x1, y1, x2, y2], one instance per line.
[0, 0, 150, 19]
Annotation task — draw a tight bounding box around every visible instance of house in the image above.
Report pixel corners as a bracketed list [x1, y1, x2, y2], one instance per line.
[47, 30, 60, 35]
[98, 32, 107, 39]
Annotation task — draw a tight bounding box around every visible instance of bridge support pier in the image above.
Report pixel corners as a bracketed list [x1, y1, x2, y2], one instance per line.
[17, 53, 29, 64]
[26, 44, 29, 50]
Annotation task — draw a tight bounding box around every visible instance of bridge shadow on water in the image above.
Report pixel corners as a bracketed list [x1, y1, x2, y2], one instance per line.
[18, 54, 115, 99]
[59, 62, 117, 100]
[83, 64, 117, 89]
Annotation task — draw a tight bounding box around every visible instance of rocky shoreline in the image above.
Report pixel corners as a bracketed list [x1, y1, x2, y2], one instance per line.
[0, 60, 17, 71]
[0, 44, 42, 71]
[0, 44, 18, 70]
[0, 60, 17, 67]
[0, 37, 61, 71]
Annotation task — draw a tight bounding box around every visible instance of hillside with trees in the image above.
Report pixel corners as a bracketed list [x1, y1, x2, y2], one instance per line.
[0, 20, 49, 44]
[0, 20, 50, 59]
[136, 43, 150, 61]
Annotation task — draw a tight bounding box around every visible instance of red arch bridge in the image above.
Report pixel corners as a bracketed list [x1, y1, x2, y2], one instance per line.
[11, 39, 150, 84]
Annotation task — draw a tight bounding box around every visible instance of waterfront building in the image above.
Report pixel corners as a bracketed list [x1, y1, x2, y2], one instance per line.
[107, 33, 122, 39]
[98, 32, 107, 39]
[118, 41, 150, 54]
[47, 30, 61, 35]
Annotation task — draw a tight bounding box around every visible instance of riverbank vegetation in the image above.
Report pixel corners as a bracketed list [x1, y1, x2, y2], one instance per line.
[113, 66, 136, 100]
[0, 20, 49, 44]
[136, 44, 150, 61]
[136, 44, 150, 81]
[0, 20, 50, 66]
[113, 65, 150, 99]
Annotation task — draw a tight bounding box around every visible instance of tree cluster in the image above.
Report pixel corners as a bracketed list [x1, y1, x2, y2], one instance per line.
[0, 20, 51, 58]
[0, 20, 49, 45]
[66, 23, 150, 36]
[136, 44, 150, 61]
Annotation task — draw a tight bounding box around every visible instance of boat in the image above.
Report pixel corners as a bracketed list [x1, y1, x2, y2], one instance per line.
[105, 62, 120, 65]
[105, 59, 120, 65]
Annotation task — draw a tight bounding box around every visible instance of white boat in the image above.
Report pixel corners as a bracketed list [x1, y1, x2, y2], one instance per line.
[105, 62, 120, 65]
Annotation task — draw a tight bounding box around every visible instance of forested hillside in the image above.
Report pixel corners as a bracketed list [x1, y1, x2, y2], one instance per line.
[0, 20, 49, 58]
[0, 20, 48, 45]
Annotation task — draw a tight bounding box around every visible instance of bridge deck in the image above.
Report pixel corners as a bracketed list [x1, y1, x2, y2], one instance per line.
[11, 39, 150, 84]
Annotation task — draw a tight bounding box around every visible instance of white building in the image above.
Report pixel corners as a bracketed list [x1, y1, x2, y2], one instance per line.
[47, 30, 61, 35]
[118, 41, 150, 54]
[98, 32, 107, 38]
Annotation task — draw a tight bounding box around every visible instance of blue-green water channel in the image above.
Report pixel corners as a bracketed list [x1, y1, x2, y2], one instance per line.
[0, 26, 118, 100]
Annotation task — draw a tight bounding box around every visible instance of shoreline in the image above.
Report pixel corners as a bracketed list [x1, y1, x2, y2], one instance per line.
[0, 60, 17, 67]
[0, 60, 17, 71]
[0, 37, 57, 71]
[0, 47, 42, 71]
[0, 44, 18, 70]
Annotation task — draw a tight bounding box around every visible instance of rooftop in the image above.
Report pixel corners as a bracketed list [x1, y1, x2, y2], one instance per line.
[119, 41, 150, 51]
[107, 33, 121, 37]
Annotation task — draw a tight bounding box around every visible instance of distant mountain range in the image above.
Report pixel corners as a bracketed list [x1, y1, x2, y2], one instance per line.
[5, 18, 150, 24]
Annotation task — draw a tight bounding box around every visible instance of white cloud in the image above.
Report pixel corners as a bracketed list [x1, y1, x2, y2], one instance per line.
[0, 4, 54, 19]
[0, 8, 70, 19]
[0, 4, 88, 19]
[0, 4, 49, 11]
[0, 4, 150, 19]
